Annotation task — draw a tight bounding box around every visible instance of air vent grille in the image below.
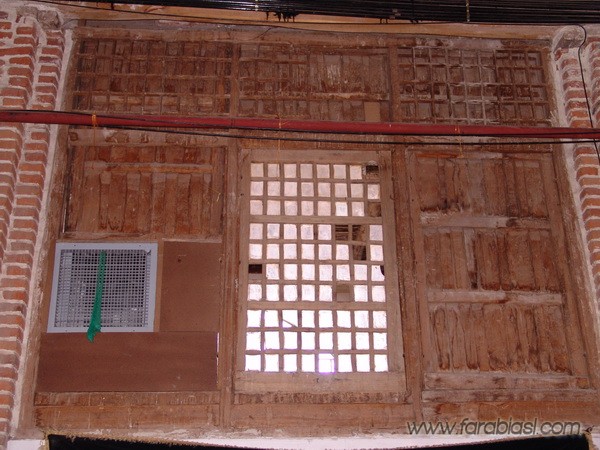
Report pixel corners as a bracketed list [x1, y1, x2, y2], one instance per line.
[48, 243, 157, 333]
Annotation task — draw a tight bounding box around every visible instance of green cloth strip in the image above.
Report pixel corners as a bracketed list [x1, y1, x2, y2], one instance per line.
[87, 250, 107, 342]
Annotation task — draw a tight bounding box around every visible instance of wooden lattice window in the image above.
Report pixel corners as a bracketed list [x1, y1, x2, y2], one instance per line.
[237, 150, 404, 392]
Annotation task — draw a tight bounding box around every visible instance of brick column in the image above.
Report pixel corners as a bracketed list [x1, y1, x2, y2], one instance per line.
[0, 6, 65, 448]
[553, 26, 600, 333]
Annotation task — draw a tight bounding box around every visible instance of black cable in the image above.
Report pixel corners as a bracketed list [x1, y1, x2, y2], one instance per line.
[576, 24, 600, 165]
[73, 123, 600, 148]
[24, 0, 600, 27]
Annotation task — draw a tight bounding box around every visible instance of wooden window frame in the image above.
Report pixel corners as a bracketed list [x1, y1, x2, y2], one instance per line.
[235, 149, 405, 394]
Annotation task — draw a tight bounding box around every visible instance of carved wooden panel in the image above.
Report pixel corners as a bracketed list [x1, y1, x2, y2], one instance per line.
[72, 38, 233, 115]
[409, 150, 590, 389]
[65, 144, 224, 238]
[396, 45, 551, 125]
[238, 44, 390, 121]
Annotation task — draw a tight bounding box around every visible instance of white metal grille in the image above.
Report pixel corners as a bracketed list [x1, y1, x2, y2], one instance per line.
[48, 242, 157, 332]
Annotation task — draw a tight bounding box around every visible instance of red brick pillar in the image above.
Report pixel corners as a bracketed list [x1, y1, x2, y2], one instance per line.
[553, 27, 600, 318]
[0, 6, 65, 448]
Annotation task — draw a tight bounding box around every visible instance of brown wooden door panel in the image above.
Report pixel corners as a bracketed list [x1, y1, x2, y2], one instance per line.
[422, 228, 561, 292]
[36, 332, 218, 392]
[428, 303, 571, 374]
[414, 156, 550, 218]
[408, 150, 591, 388]
[65, 145, 225, 238]
[160, 241, 222, 332]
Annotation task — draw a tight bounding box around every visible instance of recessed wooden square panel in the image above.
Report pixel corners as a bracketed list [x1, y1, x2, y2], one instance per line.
[36, 332, 217, 392]
[160, 241, 222, 332]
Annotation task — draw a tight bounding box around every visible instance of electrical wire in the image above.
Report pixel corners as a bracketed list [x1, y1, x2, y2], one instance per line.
[576, 24, 600, 165]
[60, 123, 600, 148]
[28, 0, 600, 27]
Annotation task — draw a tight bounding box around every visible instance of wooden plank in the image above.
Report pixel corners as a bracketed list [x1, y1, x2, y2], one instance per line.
[420, 212, 550, 229]
[174, 174, 191, 235]
[546, 305, 570, 373]
[378, 151, 406, 374]
[219, 44, 241, 429]
[533, 305, 551, 372]
[163, 173, 178, 236]
[230, 403, 415, 430]
[503, 158, 520, 216]
[415, 157, 441, 212]
[68, 128, 229, 149]
[529, 230, 559, 292]
[542, 155, 592, 379]
[65, 147, 86, 232]
[466, 158, 485, 214]
[137, 172, 152, 234]
[34, 391, 221, 407]
[235, 391, 403, 404]
[209, 149, 225, 237]
[84, 161, 213, 174]
[200, 173, 212, 236]
[423, 400, 600, 424]
[150, 172, 166, 234]
[461, 304, 479, 370]
[516, 307, 533, 371]
[427, 289, 563, 305]
[160, 241, 222, 332]
[439, 231, 456, 289]
[463, 229, 477, 289]
[407, 152, 436, 376]
[164, 144, 185, 164]
[251, 148, 387, 163]
[98, 171, 111, 231]
[476, 230, 501, 290]
[423, 231, 440, 288]
[483, 159, 507, 216]
[447, 305, 467, 370]
[34, 403, 220, 430]
[451, 230, 470, 290]
[497, 230, 512, 291]
[422, 386, 595, 401]
[139, 146, 156, 163]
[513, 159, 529, 217]
[189, 173, 204, 235]
[390, 147, 424, 418]
[442, 159, 458, 211]
[504, 306, 520, 371]
[122, 172, 140, 234]
[76, 168, 101, 233]
[484, 305, 508, 371]
[523, 160, 548, 218]
[423, 371, 592, 391]
[471, 305, 490, 372]
[523, 306, 541, 372]
[235, 371, 404, 394]
[431, 306, 450, 371]
[37, 332, 218, 392]
[506, 229, 535, 290]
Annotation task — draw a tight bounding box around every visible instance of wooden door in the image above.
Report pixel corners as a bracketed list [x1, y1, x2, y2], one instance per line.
[408, 148, 592, 394]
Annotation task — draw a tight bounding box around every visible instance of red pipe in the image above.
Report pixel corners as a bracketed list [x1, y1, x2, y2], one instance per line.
[2, 109, 600, 139]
